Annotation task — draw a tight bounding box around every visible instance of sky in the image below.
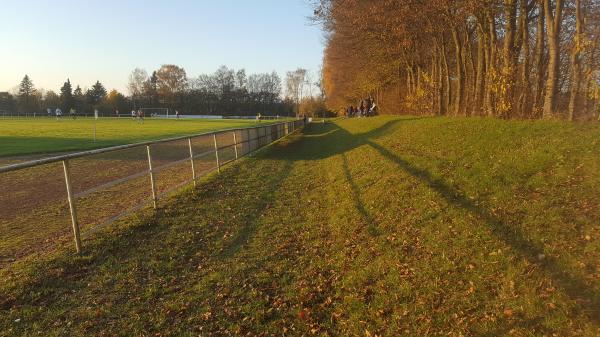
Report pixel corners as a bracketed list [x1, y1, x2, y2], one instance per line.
[0, 0, 324, 94]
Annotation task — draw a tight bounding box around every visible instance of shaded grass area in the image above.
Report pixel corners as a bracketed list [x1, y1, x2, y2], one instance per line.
[0, 116, 599, 336]
[0, 118, 276, 157]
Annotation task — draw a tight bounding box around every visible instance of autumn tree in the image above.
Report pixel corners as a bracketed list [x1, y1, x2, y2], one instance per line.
[313, 0, 600, 120]
[155, 64, 187, 108]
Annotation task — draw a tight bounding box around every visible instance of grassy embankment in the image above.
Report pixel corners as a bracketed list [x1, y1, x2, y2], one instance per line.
[1, 116, 599, 336]
[0, 118, 278, 158]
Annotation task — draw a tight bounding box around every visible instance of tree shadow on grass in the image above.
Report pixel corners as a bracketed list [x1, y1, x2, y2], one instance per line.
[218, 160, 294, 258]
[0, 156, 296, 318]
[263, 117, 423, 161]
[366, 139, 600, 323]
[341, 152, 380, 236]
[269, 118, 600, 324]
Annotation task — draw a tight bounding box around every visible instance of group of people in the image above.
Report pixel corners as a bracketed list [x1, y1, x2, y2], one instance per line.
[131, 109, 145, 123]
[47, 108, 78, 119]
[345, 98, 378, 118]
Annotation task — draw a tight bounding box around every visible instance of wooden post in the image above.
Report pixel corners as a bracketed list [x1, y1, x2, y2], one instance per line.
[146, 145, 157, 209]
[188, 138, 197, 187]
[62, 160, 82, 254]
[285, 122, 289, 135]
[213, 133, 220, 173]
[232, 131, 238, 159]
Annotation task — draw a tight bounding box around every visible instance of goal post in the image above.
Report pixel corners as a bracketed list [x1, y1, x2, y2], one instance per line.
[139, 108, 170, 118]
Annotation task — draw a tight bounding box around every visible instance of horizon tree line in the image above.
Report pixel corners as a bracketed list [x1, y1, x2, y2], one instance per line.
[1, 65, 324, 117]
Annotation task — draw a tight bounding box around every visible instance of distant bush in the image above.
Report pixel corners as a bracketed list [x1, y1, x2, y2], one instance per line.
[299, 97, 336, 117]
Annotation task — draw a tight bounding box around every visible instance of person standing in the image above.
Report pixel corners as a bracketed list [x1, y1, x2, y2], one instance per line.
[369, 101, 377, 116]
[137, 109, 144, 123]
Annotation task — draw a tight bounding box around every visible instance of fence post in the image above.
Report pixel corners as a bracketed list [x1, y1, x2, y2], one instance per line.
[188, 138, 197, 188]
[285, 122, 289, 135]
[247, 128, 252, 152]
[232, 131, 238, 159]
[213, 133, 221, 173]
[146, 145, 158, 209]
[62, 160, 82, 254]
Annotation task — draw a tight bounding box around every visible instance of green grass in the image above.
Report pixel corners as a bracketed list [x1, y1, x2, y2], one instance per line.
[1, 116, 599, 336]
[0, 118, 277, 157]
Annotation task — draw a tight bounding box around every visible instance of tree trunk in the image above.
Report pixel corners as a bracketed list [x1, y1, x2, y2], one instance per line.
[532, 0, 546, 118]
[542, 0, 564, 118]
[465, 27, 476, 116]
[502, 0, 517, 118]
[452, 26, 463, 116]
[475, 22, 486, 116]
[407, 67, 412, 97]
[442, 39, 451, 115]
[568, 0, 583, 121]
[484, 11, 497, 116]
[517, 0, 531, 118]
[436, 40, 444, 115]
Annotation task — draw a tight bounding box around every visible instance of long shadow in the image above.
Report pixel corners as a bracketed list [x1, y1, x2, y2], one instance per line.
[366, 139, 600, 322]
[219, 160, 294, 258]
[341, 153, 379, 236]
[268, 117, 600, 323]
[262, 117, 424, 161]
[0, 155, 296, 313]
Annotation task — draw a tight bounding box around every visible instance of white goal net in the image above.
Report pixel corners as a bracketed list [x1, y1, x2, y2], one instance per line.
[139, 108, 170, 118]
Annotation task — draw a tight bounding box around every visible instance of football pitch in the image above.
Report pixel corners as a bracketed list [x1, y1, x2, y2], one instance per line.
[0, 117, 278, 158]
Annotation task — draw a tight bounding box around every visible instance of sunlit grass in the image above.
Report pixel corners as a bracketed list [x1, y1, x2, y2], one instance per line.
[0, 117, 278, 157]
[0, 116, 598, 335]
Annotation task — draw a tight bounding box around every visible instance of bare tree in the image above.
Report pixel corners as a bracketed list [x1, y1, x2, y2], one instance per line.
[128, 68, 148, 108]
[285, 68, 307, 116]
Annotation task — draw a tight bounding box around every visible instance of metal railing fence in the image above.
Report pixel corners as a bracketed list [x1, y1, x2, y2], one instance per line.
[0, 119, 305, 264]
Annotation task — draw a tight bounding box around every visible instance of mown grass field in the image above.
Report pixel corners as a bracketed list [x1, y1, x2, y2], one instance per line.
[0, 118, 276, 158]
[1, 116, 599, 336]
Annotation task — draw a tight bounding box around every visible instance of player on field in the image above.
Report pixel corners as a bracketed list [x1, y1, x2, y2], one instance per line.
[137, 109, 144, 124]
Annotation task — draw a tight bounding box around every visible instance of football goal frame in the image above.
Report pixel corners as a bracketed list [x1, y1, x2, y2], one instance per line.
[139, 107, 170, 118]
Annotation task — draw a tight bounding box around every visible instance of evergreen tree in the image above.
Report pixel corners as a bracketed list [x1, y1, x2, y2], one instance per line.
[73, 85, 83, 97]
[17, 75, 36, 113]
[86, 81, 107, 106]
[60, 79, 73, 111]
[73, 85, 85, 112]
[0, 92, 16, 112]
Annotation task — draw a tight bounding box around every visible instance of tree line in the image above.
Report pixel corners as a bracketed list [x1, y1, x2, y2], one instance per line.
[313, 0, 600, 120]
[1, 75, 123, 116]
[1, 65, 328, 117]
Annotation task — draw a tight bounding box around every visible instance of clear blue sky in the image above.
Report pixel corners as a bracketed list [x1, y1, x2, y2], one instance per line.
[0, 0, 323, 93]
